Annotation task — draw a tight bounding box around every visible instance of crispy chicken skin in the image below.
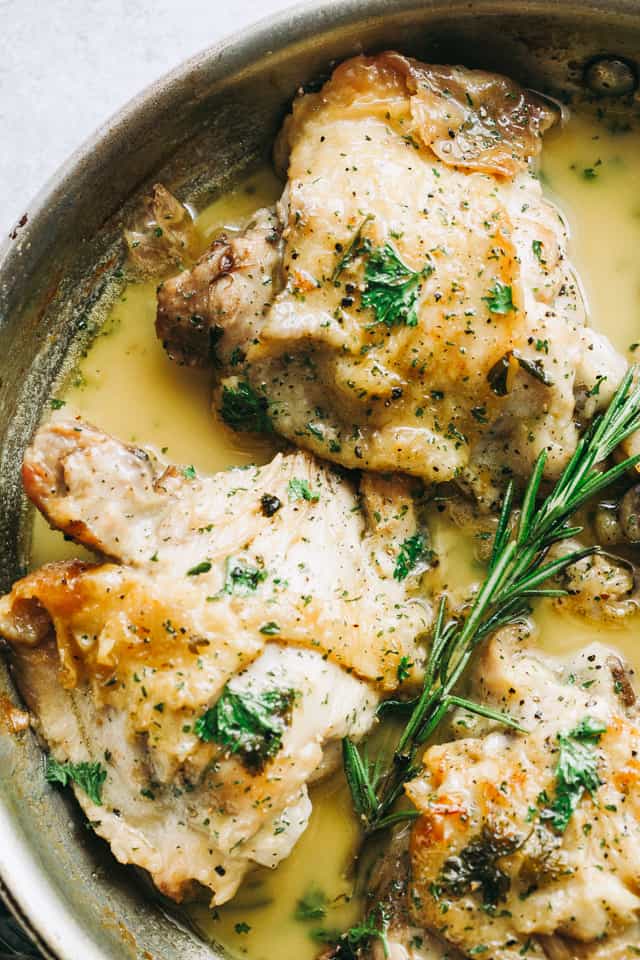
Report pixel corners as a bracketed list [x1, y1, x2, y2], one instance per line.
[155, 52, 625, 507]
[404, 632, 640, 959]
[0, 419, 432, 905]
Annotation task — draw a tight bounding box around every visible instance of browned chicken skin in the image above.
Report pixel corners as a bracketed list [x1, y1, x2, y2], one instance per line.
[0, 419, 432, 905]
[153, 52, 625, 508]
[403, 633, 640, 959]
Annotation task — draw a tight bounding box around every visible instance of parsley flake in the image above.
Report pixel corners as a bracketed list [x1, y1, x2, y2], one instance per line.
[394, 532, 431, 581]
[194, 686, 296, 771]
[219, 558, 267, 595]
[541, 716, 606, 833]
[219, 380, 272, 433]
[295, 887, 327, 921]
[45, 757, 107, 806]
[397, 655, 414, 683]
[362, 242, 433, 328]
[482, 280, 515, 315]
[288, 477, 320, 502]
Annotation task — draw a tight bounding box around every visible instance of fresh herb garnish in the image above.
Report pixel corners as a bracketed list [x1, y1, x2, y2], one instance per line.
[259, 621, 281, 635]
[541, 716, 606, 832]
[194, 686, 296, 771]
[437, 826, 519, 905]
[45, 757, 107, 806]
[288, 477, 320, 502]
[397, 655, 414, 683]
[182, 464, 197, 480]
[319, 903, 390, 959]
[362, 243, 433, 329]
[394, 532, 431, 581]
[219, 380, 272, 433]
[295, 887, 328, 921]
[50, 398, 66, 410]
[532, 240, 544, 262]
[219, 558, 267, 595]
[342, 366, 640, 834]
[482, 280, 515, 315]
[186, 560, 212, 576]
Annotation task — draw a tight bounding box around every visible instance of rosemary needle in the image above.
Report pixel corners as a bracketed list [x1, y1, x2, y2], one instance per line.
[343, 365, 640, 834]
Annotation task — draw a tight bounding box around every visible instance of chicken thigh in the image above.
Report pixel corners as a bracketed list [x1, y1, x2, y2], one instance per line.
[155, 53, 625, 508]
[0, 419, 432, 905]
[403, 632, 640, 959]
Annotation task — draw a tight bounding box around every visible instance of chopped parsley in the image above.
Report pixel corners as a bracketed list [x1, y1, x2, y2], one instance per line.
[288, 477, 320, 502]
[394, 532, 431, 581]
[532, 239, 544, 262]
[45, 757, 107, 806]
[397, 655, 414, 683]
[259, 621, 281, 636]
[482, 280, 515, 315]
[219, 380, 272, 433]
[321, 903, 390, 959]
[186, 560, 212, 576]
[182, 464, 197, 480]
[361, 242, 433, 328]
[295, 887, 328, 921]
[219, 558, 267, 595]
[436, 825, 519, 906]
[541, 716, 606, 833]
[194, 686, 296, 771]
[50, 398, 66, 410]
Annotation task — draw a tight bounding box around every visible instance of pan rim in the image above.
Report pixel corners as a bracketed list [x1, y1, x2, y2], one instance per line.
[2, 0, 640, 956]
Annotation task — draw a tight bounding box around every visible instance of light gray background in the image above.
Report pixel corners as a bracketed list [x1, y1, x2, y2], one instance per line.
[0, 0, 319, 235]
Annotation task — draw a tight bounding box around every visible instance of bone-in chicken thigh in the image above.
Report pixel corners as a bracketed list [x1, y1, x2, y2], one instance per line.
[402, 632, 640, 959]
[155, 53, 625, 508]
[0, 420, 432, 905]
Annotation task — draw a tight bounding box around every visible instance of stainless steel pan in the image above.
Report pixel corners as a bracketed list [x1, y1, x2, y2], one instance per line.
[1, 1, 639, 956]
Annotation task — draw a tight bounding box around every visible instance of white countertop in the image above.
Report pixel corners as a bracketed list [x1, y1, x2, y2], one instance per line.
[0, 0, 309, 235]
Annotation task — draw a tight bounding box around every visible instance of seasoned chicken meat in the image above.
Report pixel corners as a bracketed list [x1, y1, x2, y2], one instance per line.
[0, 419, 432, 905]
[155, 52, 625, 507]
[403, 631, 640, 959]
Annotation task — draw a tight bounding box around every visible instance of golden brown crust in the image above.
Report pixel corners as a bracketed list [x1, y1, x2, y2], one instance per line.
[277, 52, 557, 178]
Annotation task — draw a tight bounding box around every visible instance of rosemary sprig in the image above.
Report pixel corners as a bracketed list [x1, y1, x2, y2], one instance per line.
[344, 365, 640, 833]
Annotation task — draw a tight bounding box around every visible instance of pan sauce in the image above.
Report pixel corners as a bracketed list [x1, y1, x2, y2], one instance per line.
[29, 105, 640, 960]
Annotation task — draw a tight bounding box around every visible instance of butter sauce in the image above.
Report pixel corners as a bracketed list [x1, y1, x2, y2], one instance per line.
[29, 109, 640, 960]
